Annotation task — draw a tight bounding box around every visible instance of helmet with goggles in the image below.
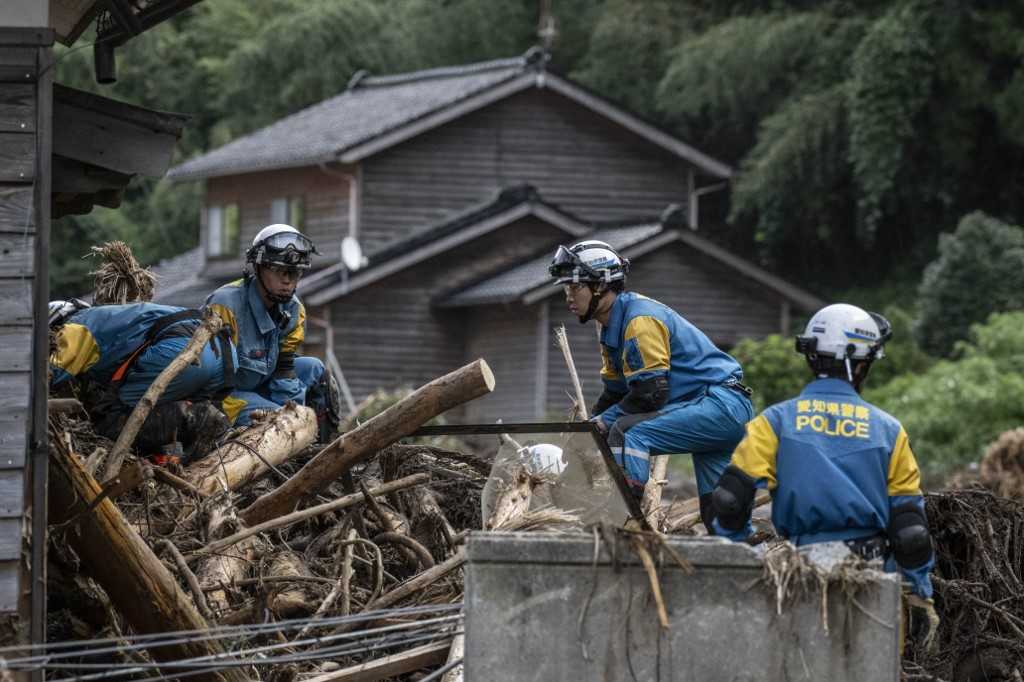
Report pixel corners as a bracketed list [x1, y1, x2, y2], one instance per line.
[549, 240, 629, 286]
[48, 298, 91, 329]
[796, 303, 891, 385]
[246, 224, 319, 271]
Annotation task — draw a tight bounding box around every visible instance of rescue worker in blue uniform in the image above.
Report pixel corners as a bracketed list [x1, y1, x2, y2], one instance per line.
[549, 240, 754, 530]
[710, 303, 939, 646]
[48, 299, 236, 461]
[205, 224, 340, 439]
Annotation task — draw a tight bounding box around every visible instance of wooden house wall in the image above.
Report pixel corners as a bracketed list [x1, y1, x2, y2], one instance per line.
[323, 217, 567, 410]
[204, 165, 353, 277]
[0, 28, 51, 616]
[462, 302, 542, 423]
[359, 89, 692, 253]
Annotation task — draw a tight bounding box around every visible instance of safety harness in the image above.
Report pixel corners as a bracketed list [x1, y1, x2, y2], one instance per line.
[109, 309, 235, 396]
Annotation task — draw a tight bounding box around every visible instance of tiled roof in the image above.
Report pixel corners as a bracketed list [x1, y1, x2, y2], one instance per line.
[168, 56, 531, 181]
[438, 222, 663, 307]
[149, 247, 233, 308]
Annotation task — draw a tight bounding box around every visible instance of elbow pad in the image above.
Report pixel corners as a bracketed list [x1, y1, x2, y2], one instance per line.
[888, 503, 933, 569]
[273, 351, 297, 379]
[591, 388, 626, 416]
[619, 375, 669, 414]
[712, 465, 757, 531]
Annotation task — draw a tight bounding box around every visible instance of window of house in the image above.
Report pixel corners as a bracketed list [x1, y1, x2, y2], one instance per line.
[271, 196, 305, 230]
[206, 203, 240, 257]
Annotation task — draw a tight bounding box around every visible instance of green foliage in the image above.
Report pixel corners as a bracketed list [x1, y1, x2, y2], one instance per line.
[847, 2, 935, 242]
[915, 212, 1024, 357]
[863, 306, 934, 386]
[730, 334, 808, 412]
[866, 312, 1024, 479]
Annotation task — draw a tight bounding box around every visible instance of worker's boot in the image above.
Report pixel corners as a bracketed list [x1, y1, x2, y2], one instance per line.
[306, 372, 342, 443]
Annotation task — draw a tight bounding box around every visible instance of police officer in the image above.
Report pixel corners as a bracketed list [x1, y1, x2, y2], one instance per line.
[710, 303, 938, 643]
[49, 299, 236, 461]
[206, 224, 340, 438]
[549, 240, 754, 529]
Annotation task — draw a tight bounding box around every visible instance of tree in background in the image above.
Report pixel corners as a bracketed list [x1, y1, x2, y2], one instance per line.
[867, 311, 1024, 481]
[729, 334, 807, 412]
[915, 212, 1024, 357]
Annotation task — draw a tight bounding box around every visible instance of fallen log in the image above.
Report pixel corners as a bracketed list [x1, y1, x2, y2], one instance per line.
[266, 551, 318, 617]
[441, 632, 465, 682]
[196, 474, 430, 557]
[484, 463, 533, 530]
[195, 496, 253, 615]
[48, 425, 247, 682]
[641, 456, 670, 531]
[303, 641, 450, 682]
[101, 311, 224, 482]
[184, 403, 317, 495]
[241, 359, 495, 525]
[48, 397, 84, 415]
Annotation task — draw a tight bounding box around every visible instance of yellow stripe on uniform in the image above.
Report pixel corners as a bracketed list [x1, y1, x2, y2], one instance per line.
[600, 345, 618, 381]
[731, 414, 780, 490]
[621, 315, 670, 377]
[208, 303, 239, 346]
[51, 323, 101, 377]
[887, 427, 922, 496]
[280, 302, 306, 354]
[221, 395, 248, 424]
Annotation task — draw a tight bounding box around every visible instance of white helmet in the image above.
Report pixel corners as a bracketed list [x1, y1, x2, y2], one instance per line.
[797, 303, 891, 361]
[48, 298, 91, 328]
[522, 443, 566, 476]
[246, 224, 318, 270]
[549, 240, 629, 285]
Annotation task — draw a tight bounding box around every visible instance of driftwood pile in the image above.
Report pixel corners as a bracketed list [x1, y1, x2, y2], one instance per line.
[41, 359, 559, 681]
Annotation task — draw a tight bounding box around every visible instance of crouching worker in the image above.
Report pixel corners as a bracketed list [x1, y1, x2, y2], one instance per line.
[48, 299, 236, 463]
[205, 224, 340, 440]
[710, 303, 938, 648]
[548, 240, 754, 529]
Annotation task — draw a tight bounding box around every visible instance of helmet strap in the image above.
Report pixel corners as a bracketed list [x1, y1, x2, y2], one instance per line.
[578, 283, 606, 324]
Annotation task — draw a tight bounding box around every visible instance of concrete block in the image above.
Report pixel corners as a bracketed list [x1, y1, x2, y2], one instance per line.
[465, 532, 900, 682]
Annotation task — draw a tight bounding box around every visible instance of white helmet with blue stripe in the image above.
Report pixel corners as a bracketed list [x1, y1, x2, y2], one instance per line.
[797, 303, 890, 361]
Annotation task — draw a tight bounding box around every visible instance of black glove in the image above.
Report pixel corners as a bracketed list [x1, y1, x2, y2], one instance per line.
[591, 388, 625, 416]
[905, 594, 940, 652]
[619, 375, 669, 414]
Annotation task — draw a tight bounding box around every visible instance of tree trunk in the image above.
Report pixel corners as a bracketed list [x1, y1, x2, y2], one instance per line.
[266, 551, 317, 617]
[195, 496, 253, 616]
[641, 455, 670, 531]
[241, 359, 495, 525]
[185, 403, 317, 495]
[48, 429, 248, 682]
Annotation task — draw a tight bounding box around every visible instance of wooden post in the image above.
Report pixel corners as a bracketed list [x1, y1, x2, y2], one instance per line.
[47, 430, 247, 682]
[241, 359, 495, 525]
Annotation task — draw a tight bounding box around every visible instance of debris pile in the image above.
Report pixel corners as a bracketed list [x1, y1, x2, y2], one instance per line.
[903, 489, 1024, 681]
[87, 240, 157, 305]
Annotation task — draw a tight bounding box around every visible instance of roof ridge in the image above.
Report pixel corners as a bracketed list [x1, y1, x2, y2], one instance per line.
[355, 49, 542, 89]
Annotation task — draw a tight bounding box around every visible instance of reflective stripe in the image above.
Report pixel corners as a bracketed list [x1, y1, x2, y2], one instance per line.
[622, 446, 650, 462]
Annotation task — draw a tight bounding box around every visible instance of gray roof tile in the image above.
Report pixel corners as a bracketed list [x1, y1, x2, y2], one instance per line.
[168, 57, 528, 181]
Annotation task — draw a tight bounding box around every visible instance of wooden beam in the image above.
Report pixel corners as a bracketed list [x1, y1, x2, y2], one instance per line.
[303, 641, 450, 682]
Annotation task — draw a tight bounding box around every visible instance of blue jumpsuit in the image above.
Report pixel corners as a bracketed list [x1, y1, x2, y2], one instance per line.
[595, 292, 753, 496]
[50, 303, 236, 408]
[206, 277, 326, 426]
[713, 377, 934, 598]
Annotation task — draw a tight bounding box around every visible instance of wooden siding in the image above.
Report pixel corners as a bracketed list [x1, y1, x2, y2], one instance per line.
[463, 302, 541, 423]
[204, 164, 354, 276]
[321, 217, 567, 413]
[0, 30, 49, 617]
[360, 89, 692, 253]
[543, 241, 789, 416]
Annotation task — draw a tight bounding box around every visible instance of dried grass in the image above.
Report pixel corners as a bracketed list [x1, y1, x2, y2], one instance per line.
[87, 241, 157, 305]
[980, 428, 1024, 499]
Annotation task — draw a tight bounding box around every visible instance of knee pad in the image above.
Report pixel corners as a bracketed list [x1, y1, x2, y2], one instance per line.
[699, 492, 717, 535]
[888, 503, 933, 569]
[711, 465, 757, 531]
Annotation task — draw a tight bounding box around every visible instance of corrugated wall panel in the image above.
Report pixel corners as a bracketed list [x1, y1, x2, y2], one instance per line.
[361, 89, 691, 253]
